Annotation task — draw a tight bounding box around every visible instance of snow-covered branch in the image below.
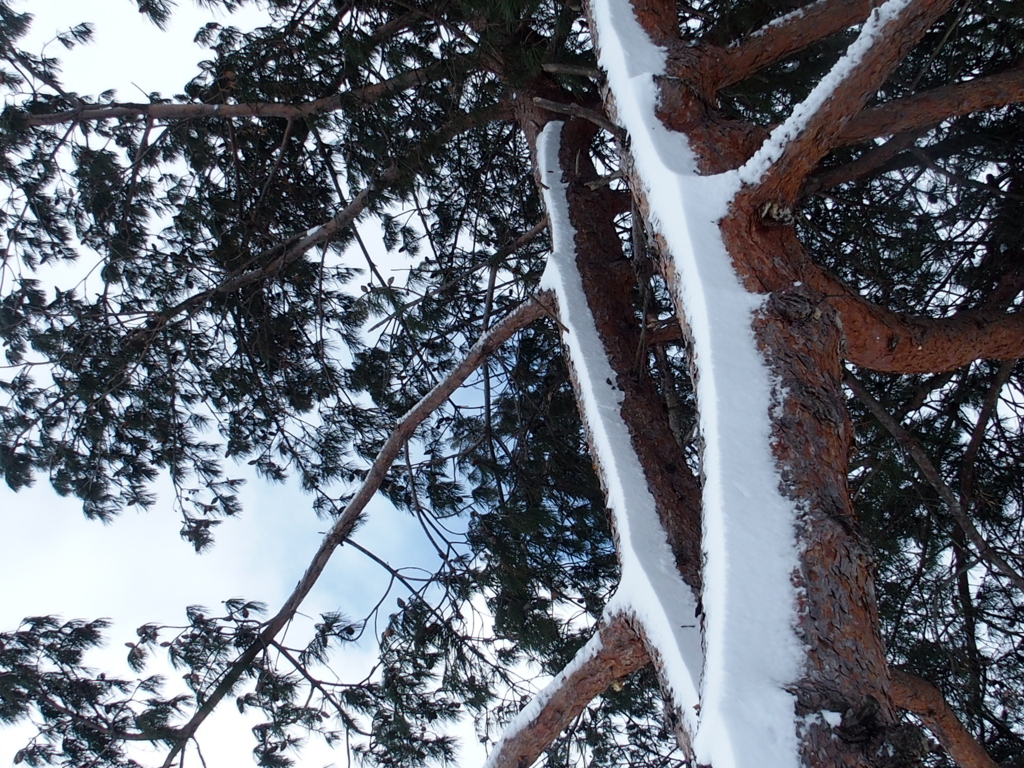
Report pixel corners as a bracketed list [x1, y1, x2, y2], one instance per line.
[535, 118, 704, 739]
[739, 0, 955, 201]
[482, 617, 649, 768]
[698, 0, 875, 90]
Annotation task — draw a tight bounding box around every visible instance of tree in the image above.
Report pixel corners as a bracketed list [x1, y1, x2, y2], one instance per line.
[1, 0, 1024, 766]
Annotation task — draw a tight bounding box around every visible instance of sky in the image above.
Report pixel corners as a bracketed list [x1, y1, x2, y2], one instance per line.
[0, 2, 488, 765]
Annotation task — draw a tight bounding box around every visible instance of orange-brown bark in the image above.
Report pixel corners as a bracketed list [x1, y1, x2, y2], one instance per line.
[748, 0, 956, 204]
[520, 103, 705, 590]
[890, 670, 1001, 768]
[802, 262, 1024, 373]
[693, 0, 874, 90]
[617, 0, 931, 764]
[717, 202, 897, 767]
[838, 66, 1024, 147]
[483, 617, 650, 768]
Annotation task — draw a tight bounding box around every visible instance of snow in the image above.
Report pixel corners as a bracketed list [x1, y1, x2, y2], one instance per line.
[492, 0, 918, 764]
[822, 710, 843, 728]
[738, 0, 914, 186]
[742, 3, 809, 40]
[480, 630, 605, 768]
[586, 0, 833, 765]
[536, 121, 704, 720]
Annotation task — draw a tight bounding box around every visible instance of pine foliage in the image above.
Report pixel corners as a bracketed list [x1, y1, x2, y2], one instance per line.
[1, 0, 1023, 765]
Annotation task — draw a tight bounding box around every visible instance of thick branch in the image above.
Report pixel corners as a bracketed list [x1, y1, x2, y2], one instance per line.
[748, 0, 955, 202]
[838, 66, 1024, 146]
[159, 296, 550, 766]
[535, 114, 704, 589]
[890, 670, 1001, 768]
[482, 616, 649, 768]
[802, 261, 1024, 372]
[844, 369, 1024, 594]
[698, 0, 873, 90]
[21, 66, 443, 127]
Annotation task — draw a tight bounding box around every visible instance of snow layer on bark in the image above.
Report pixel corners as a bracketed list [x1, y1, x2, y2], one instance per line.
[739, 0, 914, 185]
[536, 120, 704, 722]
[589, 2, 814, 767]
[480, 629, 604, 768]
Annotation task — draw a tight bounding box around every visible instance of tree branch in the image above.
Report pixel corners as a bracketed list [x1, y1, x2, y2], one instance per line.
[801, 261, 1024, 372]
[843, 369, 1024, 594]
[746, 0, 955, 202]
[889, 669, 1001, 768]
[838, 65, 1024, 146]
[533, 97, 625, 139]
[159, 295, 551, 766]
[20, 65, 445, 127]
[804, 129, 926, 194]
[695, 0, 874, 90]
[482, 616, 649, 768]
[135, 102, 507, 338]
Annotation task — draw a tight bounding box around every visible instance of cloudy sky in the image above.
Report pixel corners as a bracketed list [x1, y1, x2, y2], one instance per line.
[0, 2, 487, 765]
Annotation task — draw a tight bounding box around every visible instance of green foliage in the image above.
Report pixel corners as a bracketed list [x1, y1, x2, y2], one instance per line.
[0, 617, 190, 767]
[1, 0, 1023, 766]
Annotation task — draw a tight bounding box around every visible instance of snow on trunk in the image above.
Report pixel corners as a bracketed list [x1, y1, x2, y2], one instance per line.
[536, 120, 705, 720]
[588, 2, 805, 768]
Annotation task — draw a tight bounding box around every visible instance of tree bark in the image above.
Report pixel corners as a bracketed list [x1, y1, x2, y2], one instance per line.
[483, 617, 650, 768]
[890, 670, 1001, 768]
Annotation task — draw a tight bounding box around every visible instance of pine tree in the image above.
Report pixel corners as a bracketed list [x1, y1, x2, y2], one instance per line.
[2, 0, 1024, 767]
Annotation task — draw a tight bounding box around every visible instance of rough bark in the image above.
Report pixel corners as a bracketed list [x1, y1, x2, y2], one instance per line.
[483, 617, 651, 768]
[518, 99, 705, 591]
[602, 0, 927, 765]
[838, 66, 1024, 147]
[691, 0, 874, 90]
[802, 261, 1024, 373]
[745, 0, 956, 205]
[495, 0, 1024, 765]
[717, 200, 895, 768]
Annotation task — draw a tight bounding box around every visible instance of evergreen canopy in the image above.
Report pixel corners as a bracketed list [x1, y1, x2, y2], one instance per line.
[1, 0, 1024, 766]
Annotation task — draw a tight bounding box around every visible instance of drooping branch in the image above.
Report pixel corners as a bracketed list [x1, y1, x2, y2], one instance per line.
[745, 0, 955, 203]
[838, 66, 1024, 147]
[889, 670, 1001, 768]
[20, 65, 447, 127]
[158, 295, 551, 766]
[482, 616, 649, 768]
[844, 369, 1024, 594]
